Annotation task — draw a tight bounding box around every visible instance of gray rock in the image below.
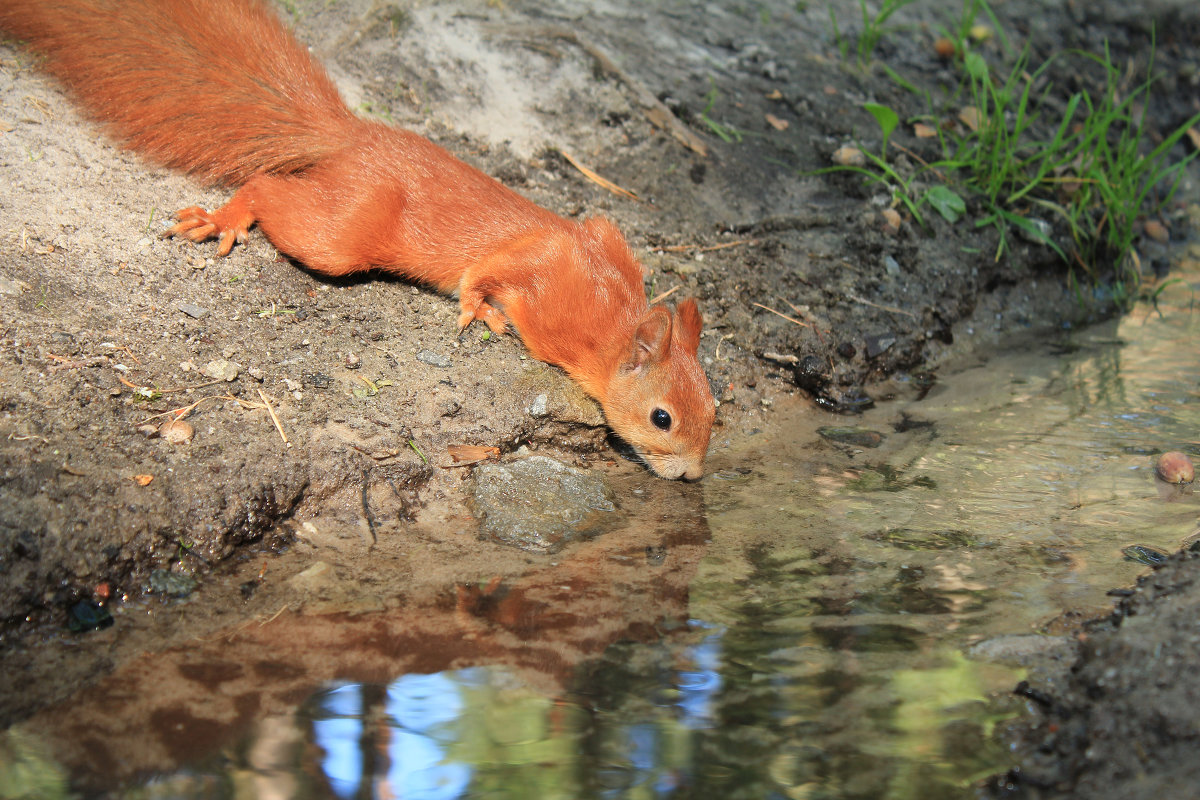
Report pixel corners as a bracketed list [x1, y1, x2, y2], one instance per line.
[527, 393, 549, 417]
[416, 349, 452, 368]
[471, 456, 616, 553]
[179, 302, 209, 319]
[203, 359, 241, 382]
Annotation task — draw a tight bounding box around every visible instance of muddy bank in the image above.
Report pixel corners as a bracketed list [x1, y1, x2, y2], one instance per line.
[986, 545, 1200, 799]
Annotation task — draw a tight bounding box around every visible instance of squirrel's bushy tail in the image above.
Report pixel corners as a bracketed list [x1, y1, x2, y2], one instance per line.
[0, 0, 360, 186]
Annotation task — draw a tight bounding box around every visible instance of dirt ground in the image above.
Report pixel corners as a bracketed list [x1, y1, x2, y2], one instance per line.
[1, 0, 1199, 794]
[983, 549, 1200, 799]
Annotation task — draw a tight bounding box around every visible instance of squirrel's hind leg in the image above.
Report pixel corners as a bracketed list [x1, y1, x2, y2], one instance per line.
[163, 171, 380, 277]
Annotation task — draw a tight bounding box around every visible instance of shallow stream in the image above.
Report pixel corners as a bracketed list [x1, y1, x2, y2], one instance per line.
[3, 269, 1199, 799]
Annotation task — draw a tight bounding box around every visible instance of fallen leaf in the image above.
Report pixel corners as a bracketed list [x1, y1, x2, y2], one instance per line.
[913, 122, 937, 138]
[159, 418, 194, 444]
[765, 113, 789, 131]
[1186, 127, 1200, 151]
[133, 474, 154, 486]
[765, 89, 783, 100]
[958, 106, 982, 131]
[445, 444, 501, 466]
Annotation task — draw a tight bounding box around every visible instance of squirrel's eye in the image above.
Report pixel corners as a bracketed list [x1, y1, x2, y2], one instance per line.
[650, 408, 672, 431]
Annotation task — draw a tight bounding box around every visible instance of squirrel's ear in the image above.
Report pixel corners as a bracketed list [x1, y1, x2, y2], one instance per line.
[675, 298, 703, 355]
[622, 306, 673, 373]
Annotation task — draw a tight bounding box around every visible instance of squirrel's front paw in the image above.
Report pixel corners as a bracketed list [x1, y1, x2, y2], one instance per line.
[163, 202, 255, 257]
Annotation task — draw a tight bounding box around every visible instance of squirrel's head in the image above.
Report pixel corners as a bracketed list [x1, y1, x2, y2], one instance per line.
[603, 299, 715, 480]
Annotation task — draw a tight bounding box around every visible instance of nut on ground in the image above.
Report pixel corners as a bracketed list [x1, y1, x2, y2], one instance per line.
[1155, 451, 1194, 484]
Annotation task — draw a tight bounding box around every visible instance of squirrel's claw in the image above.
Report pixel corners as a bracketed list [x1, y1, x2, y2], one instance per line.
[216, 230, 238, 257]
[163, 203, 252, 256]
[458, 300, 509, 336]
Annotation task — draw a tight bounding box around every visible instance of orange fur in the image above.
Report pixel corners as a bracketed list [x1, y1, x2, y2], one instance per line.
[0, 0, 715, 478]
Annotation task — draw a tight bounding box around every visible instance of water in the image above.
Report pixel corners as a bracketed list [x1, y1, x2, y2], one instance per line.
[2, 276, 1198, 799]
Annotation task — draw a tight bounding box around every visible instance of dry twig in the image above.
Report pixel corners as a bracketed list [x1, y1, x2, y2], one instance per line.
[257, 388, 290, 447]
[659, 239, 758, 253]
[650, 285, 682, 304]
[847, 293, 917, 318]
[558, 150, 639, 200]
[752, 302, 810, 328]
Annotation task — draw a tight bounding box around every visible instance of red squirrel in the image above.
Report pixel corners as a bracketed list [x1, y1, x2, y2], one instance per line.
[0, 0, 715, 479]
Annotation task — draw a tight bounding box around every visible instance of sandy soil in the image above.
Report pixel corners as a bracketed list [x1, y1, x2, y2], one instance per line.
[1, 0, 1199, 794]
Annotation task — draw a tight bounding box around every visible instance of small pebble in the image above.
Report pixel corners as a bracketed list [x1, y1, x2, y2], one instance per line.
[1143, 220, 1169, 243]
[149, 569, 198, 598]
[203, 359, 240, 382]
[178, 303, 209, 319]
[68, 600, 113, 633]
[0, 276, 28, 296]
[832, 146, 865, 167]
[528, 393, 549, 417]
[417, 349, 452, 368]
[882, 209, 902, 235]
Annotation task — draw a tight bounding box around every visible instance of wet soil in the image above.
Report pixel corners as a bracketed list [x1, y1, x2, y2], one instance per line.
[1, 0, 1200, 795]
[985, 548, 1200, 799]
